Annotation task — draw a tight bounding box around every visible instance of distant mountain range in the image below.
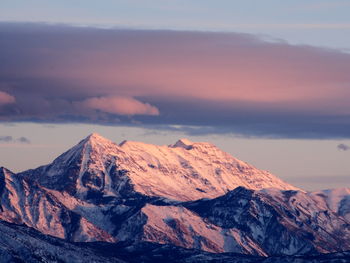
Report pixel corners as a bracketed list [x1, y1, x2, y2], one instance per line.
[0, 133, 349, 262]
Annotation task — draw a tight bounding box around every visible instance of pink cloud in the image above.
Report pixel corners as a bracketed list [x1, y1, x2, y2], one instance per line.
[78, 96, 159, 116]
[1, 23, 350, 138]
[5, 27, 348, 115]
[0, 91, 15, 105]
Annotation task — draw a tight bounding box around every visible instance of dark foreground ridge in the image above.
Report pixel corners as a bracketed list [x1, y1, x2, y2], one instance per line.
[1, 221, 349, 263]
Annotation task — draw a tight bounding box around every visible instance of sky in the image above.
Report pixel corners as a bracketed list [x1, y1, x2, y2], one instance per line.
[0, 0, 350, 190]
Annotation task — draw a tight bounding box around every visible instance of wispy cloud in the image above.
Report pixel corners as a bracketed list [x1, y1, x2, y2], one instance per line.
[0, 135, 31, 144]
[0, 136, 12, 143]
[0, 91, 15, 105]
[17, 137, 31, 144]
[337, 143, 350, 151]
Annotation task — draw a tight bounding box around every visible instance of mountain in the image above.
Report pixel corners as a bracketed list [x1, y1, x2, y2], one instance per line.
[0, 133, 349, 261]
[19, 133, 297, 201]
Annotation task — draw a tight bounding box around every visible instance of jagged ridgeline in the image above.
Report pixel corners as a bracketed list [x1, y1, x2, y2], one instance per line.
[0, 133, 349, 260]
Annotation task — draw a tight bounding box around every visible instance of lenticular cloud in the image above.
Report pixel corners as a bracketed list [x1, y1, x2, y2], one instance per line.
[1, 22, 350, 138]
[77, 96, 159, 116]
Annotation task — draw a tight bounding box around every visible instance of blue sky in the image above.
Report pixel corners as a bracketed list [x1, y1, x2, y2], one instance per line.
[2, 0, 349, 25]
[0, 0, 350, 190]
[1, 0, 350, 49]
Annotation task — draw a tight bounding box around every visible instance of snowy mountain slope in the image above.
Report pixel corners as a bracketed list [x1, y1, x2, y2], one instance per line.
[185, 186, 350, 255]
[311, 188, 350, 221]
[19, 133, 298, 202]
[0, 167, 116, 242]
[0, 133, 349, 257]
[119, 137, 299, 200]
[116, 203, 266, 255]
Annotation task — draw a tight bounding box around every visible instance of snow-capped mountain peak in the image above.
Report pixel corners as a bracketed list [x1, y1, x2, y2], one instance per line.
[84, 132, 115, 145]
[18, 134, 299, 202]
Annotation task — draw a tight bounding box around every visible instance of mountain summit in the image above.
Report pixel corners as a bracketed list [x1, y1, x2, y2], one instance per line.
[21, 133, 297, 201]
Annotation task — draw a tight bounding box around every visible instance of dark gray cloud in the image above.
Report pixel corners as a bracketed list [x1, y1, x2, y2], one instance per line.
[1, 22, 350, 138]
[0, 135, 31, 144]
[0, 136, 13, 143]
[337, 143, 350, 151]
[17, 137, 31, 144]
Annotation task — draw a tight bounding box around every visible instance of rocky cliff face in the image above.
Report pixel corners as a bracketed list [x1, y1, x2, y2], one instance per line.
[0, 133, 349, 259]
[185, 187, 350, 255]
